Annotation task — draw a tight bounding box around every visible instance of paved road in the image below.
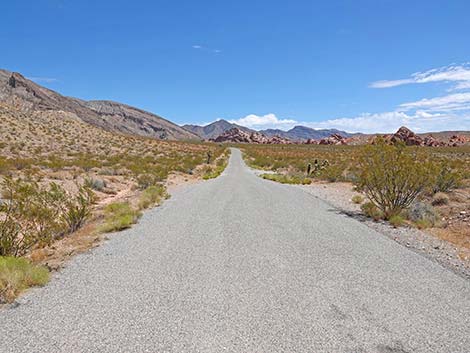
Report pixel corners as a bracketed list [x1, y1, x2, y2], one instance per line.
[1, 148, 469, 353]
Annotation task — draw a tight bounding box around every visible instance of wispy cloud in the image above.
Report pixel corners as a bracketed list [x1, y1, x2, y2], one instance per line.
[202, 62, 470, 134]
[27, 76, 58, 83]
[370, 63, 470, 90]
[191, 44, 222, 54]
[399, 92, 470, 112]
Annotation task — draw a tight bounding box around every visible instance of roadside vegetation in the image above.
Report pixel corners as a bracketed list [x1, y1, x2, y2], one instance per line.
[242, 142, 470, 254]
[0, 103, 229, 303]
[0, 257, 49, 303]
[202, 149, 231, 180]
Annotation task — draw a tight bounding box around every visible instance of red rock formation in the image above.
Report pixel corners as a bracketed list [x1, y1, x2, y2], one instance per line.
[212, 128, 291, 144]
[390, 126, 423, 146]
[449, 135, 468, 146]
[423, 135, 445, 147]
[318, 133, 347, 145]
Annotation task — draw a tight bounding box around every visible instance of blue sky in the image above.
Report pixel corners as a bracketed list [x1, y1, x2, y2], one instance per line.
[2, 0, 470, 132]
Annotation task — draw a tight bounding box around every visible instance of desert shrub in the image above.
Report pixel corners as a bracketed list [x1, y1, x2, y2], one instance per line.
[318, 164, 344, 182]
[136, 173, 161, 190]
[84, 177, 106, 192]
[351, 195, 364, 204]
[389, 215, 405, 228]
[261, 173, 311, 185]
[431, 192, 449, 206]
[100, 202, 141, 233]
[431, 162, 462, 193]
[361, 201, 383, 221]
[60, 186, 95, 233]
[0, 178, 94, 256]
[356, 140, 432, 219]
[138, 185, 168, 210]
[0, 178, 64, 256]
[0, 256, 49, 303]
[407, 202, 439, 228]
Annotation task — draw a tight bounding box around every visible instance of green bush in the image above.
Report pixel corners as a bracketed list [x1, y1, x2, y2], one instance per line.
[351, 195, 364, 204]
[136, 173, 161, 190]
[356, 140, 432, 219]
[389, 215, 405, 228]
[60, 186, 95, 233]
[0, 256, 49, 303]
[431, 162, 462, 193]
[138, 185, 168, 210]
[99, 202, 141, 233]
[0, 178, 94, 256]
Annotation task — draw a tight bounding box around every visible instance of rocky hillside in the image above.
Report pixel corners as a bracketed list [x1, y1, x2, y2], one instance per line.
[0, 69, 199, 141]
[183, 119, 254, 139]
[376, 127, 470, 147]
[212, 127, 291, 144]
[260, 126, 353, 140]
[185, 120, 352, 141]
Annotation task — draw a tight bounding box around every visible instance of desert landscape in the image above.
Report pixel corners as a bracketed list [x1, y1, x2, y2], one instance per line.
[1, 1, 470, 352]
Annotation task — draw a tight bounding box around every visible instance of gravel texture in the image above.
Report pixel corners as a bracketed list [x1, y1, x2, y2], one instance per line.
[1, 148, 469, 353]
[296, 182, 470, 280]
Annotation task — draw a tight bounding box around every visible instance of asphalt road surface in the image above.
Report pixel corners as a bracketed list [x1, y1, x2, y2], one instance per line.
[1, 148, 469, 353]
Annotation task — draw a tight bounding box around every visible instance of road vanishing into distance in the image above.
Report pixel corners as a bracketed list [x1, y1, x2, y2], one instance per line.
[1, 149, 469, 353]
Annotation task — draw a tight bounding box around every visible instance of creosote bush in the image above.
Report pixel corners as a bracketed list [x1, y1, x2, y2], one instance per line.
[0, 177, 94, 257]
[356, 140, 432, 220]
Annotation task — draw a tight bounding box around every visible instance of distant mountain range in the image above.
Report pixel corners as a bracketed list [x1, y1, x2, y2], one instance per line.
[183, 120, 254, 140]
[184, 119, 354, 141]
[1, 69, 468, 144]
[0, 69, 199, 141]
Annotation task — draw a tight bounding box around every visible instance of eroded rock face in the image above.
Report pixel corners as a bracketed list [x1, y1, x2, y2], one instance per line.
[372, 127, 470, 147]
[212, 127, 291, 144]
[423, 135, 445, 147]
[449, 134, 468, 146]
[319, 133, 347, 145]
[390, 126, 423, 146]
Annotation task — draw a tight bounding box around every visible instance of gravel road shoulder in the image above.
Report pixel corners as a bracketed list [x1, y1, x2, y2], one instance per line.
[293, 181, 470, 280]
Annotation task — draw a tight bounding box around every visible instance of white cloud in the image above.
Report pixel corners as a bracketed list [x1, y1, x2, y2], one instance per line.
[306, 111, 470, 133]
[192, 44, 221, 54]
[207, 62, 470, 134]
[399, 92, 470, 112]
[369, 79, 414, 88]
[228, 113, 298, 129]
[370, 63, 470, 90]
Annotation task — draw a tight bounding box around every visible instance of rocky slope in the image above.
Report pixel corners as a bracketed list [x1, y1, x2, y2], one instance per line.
[377, 126, 470, 147]
[260, 126, 353, 140]
[185, 120, 352, 141]
[183, 119, 254, 139]
[0, 69, 199, 141]
[212, 127, 291, 144]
